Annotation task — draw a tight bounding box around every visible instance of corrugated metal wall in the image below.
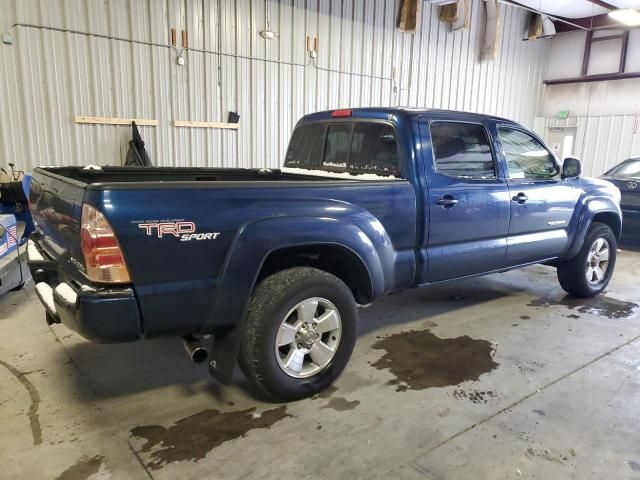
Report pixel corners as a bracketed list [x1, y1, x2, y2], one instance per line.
[0, 0, 550, 171]
[543, 115, 640, 176]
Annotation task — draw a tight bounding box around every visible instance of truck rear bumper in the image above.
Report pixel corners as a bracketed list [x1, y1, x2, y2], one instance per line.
[28, 240, 142, 343]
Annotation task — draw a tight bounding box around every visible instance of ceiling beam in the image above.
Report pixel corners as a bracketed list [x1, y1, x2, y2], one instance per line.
[553, 13, 639, 32]
[544, 71, 640, 85]
[584, 0, 616, 10]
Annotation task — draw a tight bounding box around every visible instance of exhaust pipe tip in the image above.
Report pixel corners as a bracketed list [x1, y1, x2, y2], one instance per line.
[190, 346, 208, 364]
[182, 335, 208, 364]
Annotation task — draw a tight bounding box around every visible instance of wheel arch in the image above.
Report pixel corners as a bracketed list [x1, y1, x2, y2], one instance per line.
[256, 243, 375, 305]
[591, 211, 622, 240]
[564, 195, 622, 260]
[203, 215, 386, 385]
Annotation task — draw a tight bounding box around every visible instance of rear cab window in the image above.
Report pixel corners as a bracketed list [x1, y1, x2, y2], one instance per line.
[284, 122, 401, 178]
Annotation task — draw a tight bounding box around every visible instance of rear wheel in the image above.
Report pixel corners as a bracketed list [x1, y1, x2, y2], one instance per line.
[238, 267, 357, 401]
[557, 223, 617, 298]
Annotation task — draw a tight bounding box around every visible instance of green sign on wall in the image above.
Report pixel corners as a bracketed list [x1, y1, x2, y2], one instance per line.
[557, 110, 570, 119]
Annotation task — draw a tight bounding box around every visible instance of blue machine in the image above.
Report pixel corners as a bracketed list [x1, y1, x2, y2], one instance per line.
[0, 164, 33, 294]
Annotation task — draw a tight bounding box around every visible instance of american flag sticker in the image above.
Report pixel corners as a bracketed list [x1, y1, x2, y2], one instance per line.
[7, 225, 17, 247]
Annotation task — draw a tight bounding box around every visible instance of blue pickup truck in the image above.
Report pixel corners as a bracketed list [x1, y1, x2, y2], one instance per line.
[27, 108, 622, 400]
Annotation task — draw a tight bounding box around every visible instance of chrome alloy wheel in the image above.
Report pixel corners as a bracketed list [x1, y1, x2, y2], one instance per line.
[275, 297, 342, 378]
[586, 238, 610, 285]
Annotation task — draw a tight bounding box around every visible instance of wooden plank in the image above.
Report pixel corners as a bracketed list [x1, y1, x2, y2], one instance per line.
[173, 120, 239, 129]
[74, 116, 158, 126]
[397, 0, 420, 33]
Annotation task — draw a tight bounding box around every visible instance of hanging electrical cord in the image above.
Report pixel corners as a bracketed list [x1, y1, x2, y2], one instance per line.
[7, 22, 394, 83]
[7, 23, 307, 68]
[310, 55, 394, 82]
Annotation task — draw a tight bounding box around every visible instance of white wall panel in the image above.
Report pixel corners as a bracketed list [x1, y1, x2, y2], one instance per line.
[543, 115, 640, 176]
[0, 0, 549, 172]
[542, 79, 640, 117]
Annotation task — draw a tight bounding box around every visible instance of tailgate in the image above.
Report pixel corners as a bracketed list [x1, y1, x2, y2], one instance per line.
[29, 168, 86, 282]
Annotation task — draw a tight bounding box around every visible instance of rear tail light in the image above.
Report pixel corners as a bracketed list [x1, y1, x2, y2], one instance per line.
[80, 204, 131, 283]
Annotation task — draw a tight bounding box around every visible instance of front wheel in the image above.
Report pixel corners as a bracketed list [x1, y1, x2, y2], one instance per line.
[238, 267, 357, 401]
[557, 223, 617, 298]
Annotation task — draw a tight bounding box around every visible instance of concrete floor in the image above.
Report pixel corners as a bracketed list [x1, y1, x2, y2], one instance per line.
[1, 247, 640, 480]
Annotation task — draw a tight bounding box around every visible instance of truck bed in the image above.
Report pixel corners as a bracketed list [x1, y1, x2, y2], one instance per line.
[28, 164, 414, 342]
[40, 166, 398, 186]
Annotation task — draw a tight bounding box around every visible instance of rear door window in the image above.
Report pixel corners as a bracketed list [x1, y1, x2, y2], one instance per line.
[430, 122, 496, 179]
[284, 122, 400, 177]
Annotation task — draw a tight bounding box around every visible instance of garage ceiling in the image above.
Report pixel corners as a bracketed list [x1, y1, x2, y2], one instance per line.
[513, 0, 640, 18]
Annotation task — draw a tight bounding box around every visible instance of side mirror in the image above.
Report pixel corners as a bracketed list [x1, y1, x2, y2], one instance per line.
[562, 156, 582, 179]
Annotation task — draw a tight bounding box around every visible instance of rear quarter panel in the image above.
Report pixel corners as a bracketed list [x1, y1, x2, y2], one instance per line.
[85, 181, 417, 337]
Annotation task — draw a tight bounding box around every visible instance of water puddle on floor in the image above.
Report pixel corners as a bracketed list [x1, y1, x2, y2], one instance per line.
[321, 396, 360, 411]
[130, 406, 290, 470]
[528, 295, 638, 319]
[54, 455, 105, 480]
[371, 330, 499, 391]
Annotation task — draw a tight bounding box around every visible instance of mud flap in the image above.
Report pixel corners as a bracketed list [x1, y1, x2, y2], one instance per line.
[207, 325, 242, 384]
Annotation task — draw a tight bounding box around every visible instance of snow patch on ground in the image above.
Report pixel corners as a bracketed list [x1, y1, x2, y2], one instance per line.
[281, 167, 400, 181]
[55, 283, 78, 305]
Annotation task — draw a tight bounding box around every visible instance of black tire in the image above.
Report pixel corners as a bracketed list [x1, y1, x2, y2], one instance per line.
[557, 222, 617, 298]
[238, 267, 357, 401]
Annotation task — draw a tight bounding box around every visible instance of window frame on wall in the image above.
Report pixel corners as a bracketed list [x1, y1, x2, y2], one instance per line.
[283, 119, 402, 177]
[428, 120, 499, 182]
[497, 124, 561, 181]
[582, 29, 630, 77]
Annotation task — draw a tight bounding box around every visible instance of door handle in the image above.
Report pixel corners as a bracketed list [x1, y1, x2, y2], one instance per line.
[512, 192, 528, 204]
[436, 195, 458, 208]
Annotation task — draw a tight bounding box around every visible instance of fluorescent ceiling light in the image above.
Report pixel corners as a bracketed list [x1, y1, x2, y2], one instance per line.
[608, 8, 640, 26]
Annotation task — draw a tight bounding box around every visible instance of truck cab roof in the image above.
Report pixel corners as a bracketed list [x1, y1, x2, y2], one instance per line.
[299, 107, 521, 127]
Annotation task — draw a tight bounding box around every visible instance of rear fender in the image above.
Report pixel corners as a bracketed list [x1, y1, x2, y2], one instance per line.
[205, 216, 385, 384]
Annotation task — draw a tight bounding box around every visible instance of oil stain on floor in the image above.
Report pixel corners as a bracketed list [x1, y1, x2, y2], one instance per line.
[130, 406, 291, 470]
[451, 389, 497, 404]
[528, 295, 638, 319]
[371, 330, 499, 391]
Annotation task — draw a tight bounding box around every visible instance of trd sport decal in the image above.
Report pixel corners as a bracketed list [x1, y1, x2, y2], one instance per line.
[137, 221, 221, 241]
